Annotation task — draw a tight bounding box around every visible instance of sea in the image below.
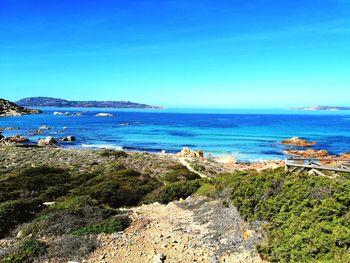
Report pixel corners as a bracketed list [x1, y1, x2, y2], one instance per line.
[1, 108, 350, 162]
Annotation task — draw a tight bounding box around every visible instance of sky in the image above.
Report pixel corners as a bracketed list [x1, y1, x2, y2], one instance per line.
[0, 0, 349, 108]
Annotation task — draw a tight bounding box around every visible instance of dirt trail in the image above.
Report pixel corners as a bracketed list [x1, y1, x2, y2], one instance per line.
[87, 196, 265, 263]
[177, 157, 208, 178]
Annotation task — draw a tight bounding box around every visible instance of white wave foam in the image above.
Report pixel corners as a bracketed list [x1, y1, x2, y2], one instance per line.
[81, 144, 123, 150]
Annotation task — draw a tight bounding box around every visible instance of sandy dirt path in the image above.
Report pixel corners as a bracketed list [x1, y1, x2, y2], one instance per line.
[87, 196, 265, 263]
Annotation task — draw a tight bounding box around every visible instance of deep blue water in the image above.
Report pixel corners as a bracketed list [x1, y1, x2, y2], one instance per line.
[1, 108, 350, 161]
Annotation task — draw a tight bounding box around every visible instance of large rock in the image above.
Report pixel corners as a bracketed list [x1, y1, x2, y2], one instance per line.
[284, 149, 329, 158]
[281, 137, 316, 147]
[38, 136, 58, 146]
[0, 135, 29, 145]
[176, 147, 204, 158]
[0, 98, 42, 116]
[339, 152, 350, 160]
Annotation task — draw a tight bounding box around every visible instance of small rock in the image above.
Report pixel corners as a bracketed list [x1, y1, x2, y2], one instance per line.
[96, 113, 113, 117]
[209, 256, 219, 263]
[153, 253, 166, 263]
[43, 201, 55, 206]
[61, 136, 76, 142]
[16, 231, 23, 238]
[39, 125, 50, 130]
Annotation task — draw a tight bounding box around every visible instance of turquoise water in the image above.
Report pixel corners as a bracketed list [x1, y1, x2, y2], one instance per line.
[1, 108, 350, 161]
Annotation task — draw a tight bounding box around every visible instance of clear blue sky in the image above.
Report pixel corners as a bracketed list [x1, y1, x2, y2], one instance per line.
[0, 0, 349, 108]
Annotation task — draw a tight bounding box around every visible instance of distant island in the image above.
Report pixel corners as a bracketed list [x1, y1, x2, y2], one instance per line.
[296, 106, 350, 111]
[0, 98, 42, 116]
[16, 97, 162, 109]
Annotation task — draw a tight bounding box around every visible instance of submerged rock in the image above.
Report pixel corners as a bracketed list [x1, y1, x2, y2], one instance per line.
[281, 137, 316, 147]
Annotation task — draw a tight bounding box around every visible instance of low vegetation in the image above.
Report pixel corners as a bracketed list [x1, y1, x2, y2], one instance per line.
[205, 168, 350, 263]
[143, 179, 202, 204]
[160, 164, 201, 183]
[1, 239, 47, 263]
[1, 147, 348, 262]
[0, 151, 204, 262]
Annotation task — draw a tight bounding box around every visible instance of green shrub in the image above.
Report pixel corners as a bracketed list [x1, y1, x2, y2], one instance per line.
[215, 168, 350, 262]
[1, 239, 47, 263]
[76, 169, 162, 208]
[0, 167, 70, 202]
[0, 199, 41, 238]
[73, 218, 124, 236]
[161, 164, 200, 183]
[100, 150, 128, 158]
[196, 183, 217, 198]
[50, 195, 94, 211]
[143, 179, 202, 204]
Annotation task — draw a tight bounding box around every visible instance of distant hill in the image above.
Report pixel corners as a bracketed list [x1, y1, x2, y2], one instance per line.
[16, 97, 162, 109]
[0, 98, 42, 116]
[296, 106, 350, 111]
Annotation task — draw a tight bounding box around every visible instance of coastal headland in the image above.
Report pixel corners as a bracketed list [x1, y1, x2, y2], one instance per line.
[0, 144, 349, 262]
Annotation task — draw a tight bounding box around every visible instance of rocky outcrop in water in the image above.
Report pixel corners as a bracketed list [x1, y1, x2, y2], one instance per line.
[283, 149, 329, 158]
[0, 135, 30, 145]
[0, 98, 42, 116]
[281, 137, 316, 147]
[38, 136, 58, 146]
[61, 136, 76, 142]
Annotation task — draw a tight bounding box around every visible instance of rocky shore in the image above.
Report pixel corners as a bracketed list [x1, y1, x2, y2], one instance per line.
[0, 98, 42, 116]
